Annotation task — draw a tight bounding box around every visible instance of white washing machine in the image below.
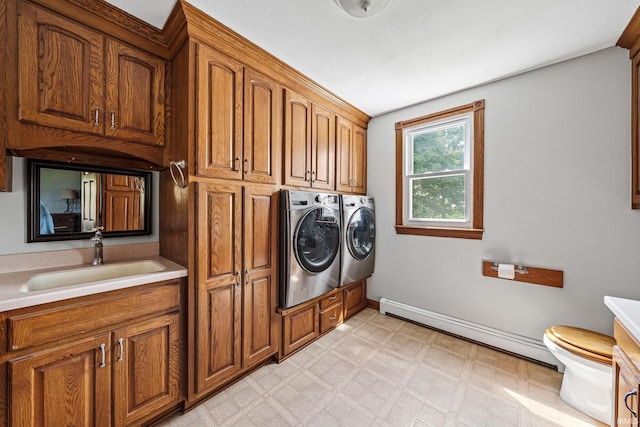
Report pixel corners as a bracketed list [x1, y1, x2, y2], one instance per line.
[280, 190, 342, 309]
[340, 195, 375, 286]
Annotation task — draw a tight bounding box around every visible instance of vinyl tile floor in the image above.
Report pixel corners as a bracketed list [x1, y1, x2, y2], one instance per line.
[157, 308, 606, 427]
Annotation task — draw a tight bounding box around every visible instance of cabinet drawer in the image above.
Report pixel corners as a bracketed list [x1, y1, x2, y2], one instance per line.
[320, 291, 342, 309]
[8, 281, 180, 351]
[320, 303, 343, 334]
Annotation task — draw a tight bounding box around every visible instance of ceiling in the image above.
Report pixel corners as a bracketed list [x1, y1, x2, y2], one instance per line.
[106, 0, 640, 117]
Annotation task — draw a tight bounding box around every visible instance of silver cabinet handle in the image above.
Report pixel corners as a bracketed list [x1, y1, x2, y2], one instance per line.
[236, 270, 241, 287]
[94, 106, 100, 127]
[117, 338, 124, 362]
[98, 343, 106, 368]
[305, 170, 310, 182]
[311, 171, 316, 182]
[625, 389, 638, 417]
[110, 110, 115, 130]
[328, 294, 337, 300]
[329, 315, 337, 320]
[244, 269, 251, 286]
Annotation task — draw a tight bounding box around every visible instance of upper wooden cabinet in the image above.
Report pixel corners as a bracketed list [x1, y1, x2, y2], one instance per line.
[618, 9, 640, 209]
[196, 45, 280, 183]
[18, 3, 166, 146]
[284, 88, 335, 190]
[336, 115, 367, 194]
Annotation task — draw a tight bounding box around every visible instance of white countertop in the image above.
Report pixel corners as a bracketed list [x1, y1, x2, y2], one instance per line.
[0, 256, 188, 311]
[604, 296, 640, 339]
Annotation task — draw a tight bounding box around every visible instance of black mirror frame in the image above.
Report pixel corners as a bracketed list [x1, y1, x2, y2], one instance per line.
[27, 159, 152, 243]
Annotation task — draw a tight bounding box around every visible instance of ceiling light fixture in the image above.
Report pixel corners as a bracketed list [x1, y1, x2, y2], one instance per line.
[335, 0, 390, 18]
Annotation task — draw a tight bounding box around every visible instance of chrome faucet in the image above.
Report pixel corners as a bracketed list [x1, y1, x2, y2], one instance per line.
[91, 227, 104, 266]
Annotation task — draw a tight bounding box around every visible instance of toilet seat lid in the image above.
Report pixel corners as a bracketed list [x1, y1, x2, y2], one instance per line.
[546, 325, 615, 362]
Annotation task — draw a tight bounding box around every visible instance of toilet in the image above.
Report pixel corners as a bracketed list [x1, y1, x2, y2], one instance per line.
[543, 325, 616, 425]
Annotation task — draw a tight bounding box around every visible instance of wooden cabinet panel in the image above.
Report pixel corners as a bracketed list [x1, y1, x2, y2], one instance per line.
[196, 183, 242, 392]
[244, 68, 281, 184]
[10, 333, 111, 427]
[18, 2, 104, 134]
[344, 280, 367, 320]
[311, 104, 335, 190]
[112, 313, 180, 426]
[196, 45, 244, 180]
[320, 303, 343, 334]
[102, 174, 143, 231]
[614, 347, 640, 427]
[633, 52, 640, 209]
[336, 115, 367, 194]
[243, 187, 278, 368]
[282, 302, 319, 356]
[105, 40, 166, 146]
[284, 88, 312, 187]
[351, 124, 367, 193]
[8, 282, 180, 351]
[284, 88, 337, 190]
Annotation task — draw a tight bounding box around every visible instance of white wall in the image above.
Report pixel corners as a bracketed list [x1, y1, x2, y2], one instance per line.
[367, 46, 640, 338]
[0, 158, 159, 256]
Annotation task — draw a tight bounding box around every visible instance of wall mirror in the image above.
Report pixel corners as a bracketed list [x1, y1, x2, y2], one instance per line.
[28, 159, 152, 242]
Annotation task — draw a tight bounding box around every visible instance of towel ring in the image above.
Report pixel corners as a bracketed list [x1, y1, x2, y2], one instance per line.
[169, 160, 187, 188]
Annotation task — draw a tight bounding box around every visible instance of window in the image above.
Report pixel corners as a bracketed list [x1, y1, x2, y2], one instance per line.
[395, 100, 485, 239]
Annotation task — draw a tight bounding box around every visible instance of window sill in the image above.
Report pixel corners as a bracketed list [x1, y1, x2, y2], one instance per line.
[395, 225, 484, 240]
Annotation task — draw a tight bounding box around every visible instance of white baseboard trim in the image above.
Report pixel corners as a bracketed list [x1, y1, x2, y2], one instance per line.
[379, 297, 559, 368]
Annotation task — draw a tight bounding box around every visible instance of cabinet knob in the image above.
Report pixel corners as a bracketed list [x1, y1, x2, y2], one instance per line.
[624, 389, 638, 418]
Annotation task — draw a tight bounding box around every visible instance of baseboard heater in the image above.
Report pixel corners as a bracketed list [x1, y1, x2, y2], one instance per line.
[379, 298, 559, 368]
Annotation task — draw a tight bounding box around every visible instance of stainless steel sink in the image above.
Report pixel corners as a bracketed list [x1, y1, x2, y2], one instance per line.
[24, 260, 166, 292]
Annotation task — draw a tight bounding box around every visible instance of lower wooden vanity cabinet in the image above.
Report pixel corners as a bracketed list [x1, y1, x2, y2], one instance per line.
[1, 278, 184, 426]
[613, 319, 640, 426]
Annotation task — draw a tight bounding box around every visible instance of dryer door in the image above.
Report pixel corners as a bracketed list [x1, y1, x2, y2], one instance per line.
[347, 207, 375, 260]
[294, 207, 340, 273]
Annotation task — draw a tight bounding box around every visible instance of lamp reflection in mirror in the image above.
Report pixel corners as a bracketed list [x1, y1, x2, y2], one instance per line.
[334, 0, 390, 18]
[59, 189, 79, 213]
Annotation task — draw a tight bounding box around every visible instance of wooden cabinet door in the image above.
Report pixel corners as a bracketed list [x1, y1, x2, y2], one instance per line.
[196, 183, 243, 393]
[112, 313, 180, 426]
[196, 45, 244, 180]
[244, 69, 281, 184]
[344, 280, 367, 320]
[351, 124, 367, 194]
[282, 302, 319, 356]
[336, 116, 353, 192]
[242, 187, 278, 369]
[311, 104, 335, 190]
[105, 39, 166, 146]
[613, 347, 640, 427]
[284, 88, 312, 187]
[18, 2, 104, 134]
[10, 334, 111, 427]
[336, 116, 367, 194]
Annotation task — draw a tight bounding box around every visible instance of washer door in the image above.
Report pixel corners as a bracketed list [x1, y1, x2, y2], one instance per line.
[347, 207, 375, 260]
[294, 208, 340, 273]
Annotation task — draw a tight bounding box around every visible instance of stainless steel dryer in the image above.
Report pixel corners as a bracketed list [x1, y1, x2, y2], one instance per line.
[280, 190, 341, 309]
[340, 195, 376, 286]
